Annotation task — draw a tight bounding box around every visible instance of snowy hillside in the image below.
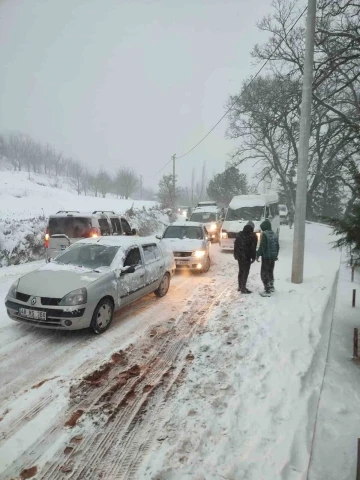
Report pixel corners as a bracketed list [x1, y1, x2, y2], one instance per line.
[0, 171, 169, 267]
[0, 170, 156, 220]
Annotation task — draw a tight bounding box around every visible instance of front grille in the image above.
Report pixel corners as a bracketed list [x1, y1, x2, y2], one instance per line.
[173, 252, 192, 257]
[227, 232, 237, 239]
[41, 297, 61, 306]
[16, 292, 30, 302]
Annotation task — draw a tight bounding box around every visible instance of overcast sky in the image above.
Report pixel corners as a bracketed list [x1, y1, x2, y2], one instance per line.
[0, 0, 275, 189]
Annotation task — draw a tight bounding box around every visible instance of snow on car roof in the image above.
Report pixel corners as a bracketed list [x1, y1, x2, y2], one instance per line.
[170, 221, 204, 228]
[77, 236, 159, 247]
[49, 212, 94, 218]
[229, 193, 279, 209]
[191, 206, 218, 213]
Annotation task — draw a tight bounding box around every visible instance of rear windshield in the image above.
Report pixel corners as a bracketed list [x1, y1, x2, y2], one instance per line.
[163, 226, 203, 240]
[55, 243, 119, 269]
[190, 212, 216, 222]
[49, 217, 92, 239]
[226, 207, 264, 221]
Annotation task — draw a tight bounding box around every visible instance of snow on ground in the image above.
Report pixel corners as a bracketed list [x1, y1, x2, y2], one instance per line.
[0, 223, 346, 480]
[0, 170, 169, 266]
[307, 258, 360, 480]
[0, 170, 156, 220]
[138, 224, 341, 480]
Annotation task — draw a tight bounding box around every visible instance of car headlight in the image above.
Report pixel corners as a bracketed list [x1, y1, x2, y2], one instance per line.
[221, 231, 228, 239]
[8, 279, 19, 298]
[209, 223, 217, 232]
[59, 288, 87, 306]
[192, 250, 206, 258]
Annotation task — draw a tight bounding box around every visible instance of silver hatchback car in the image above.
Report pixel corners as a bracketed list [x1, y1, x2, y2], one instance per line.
[5, 236, 175, 334]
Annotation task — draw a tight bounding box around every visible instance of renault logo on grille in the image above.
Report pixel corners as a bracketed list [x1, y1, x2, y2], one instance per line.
[31, 297, 37, 305]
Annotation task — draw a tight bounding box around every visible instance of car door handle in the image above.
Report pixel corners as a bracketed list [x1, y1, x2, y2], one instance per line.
[140, 274, 145, 278]
[159, 265, 164, 269]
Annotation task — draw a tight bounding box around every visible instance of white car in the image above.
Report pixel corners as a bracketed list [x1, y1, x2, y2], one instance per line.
[5, 236, 175, 333]
[161, 221, 211, 272]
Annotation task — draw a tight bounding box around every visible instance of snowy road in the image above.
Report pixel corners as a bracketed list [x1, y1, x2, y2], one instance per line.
[0, 225, 341, 480]
[0, 244, 235, 479]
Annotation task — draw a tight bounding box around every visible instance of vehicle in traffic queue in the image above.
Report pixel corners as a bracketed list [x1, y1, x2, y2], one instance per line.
[279, 204, 289, 225]
[5, 236, 175, 334]
[177, 206, 190, 218]
[45, 210, 137, 261]
[189, 206, 222, 243]
[160, 221, 211, 273]
[220, 193, 280, 251]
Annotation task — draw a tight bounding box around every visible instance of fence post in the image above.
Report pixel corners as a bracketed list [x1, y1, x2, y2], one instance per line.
[354, 329, 358, 359]
[356, 438, 360, 480]
[353, 289, 356, 308]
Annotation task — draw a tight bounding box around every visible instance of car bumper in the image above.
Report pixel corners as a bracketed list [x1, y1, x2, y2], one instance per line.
[5, 297, 93, 330]
[174, 256, 207, 270]
[220, 238, 235, 250]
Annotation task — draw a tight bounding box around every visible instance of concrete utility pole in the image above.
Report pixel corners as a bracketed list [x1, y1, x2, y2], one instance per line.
[291, 0, 317, 284]
[172, 154, 176, 212]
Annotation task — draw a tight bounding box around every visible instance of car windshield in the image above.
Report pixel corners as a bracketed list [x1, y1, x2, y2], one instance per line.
[54, 244, 119, 269]
[190, 212, 216, 222]
[226, 206, 264, 221]
[163, 226, 203, 240]
[48, 217, 92, 239]
[279, 206, 287, 212]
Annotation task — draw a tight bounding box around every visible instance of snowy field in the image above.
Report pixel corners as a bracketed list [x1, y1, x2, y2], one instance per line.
[0, 223, 342, 479]
[0, 170, 156, 220]
[0, 171, 168, 267]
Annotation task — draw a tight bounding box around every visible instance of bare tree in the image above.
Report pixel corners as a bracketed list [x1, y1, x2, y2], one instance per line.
[96, 169, 111, 198]
[114, 167, 139, 199]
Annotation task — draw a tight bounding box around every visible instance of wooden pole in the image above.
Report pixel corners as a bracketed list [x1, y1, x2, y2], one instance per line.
[356, 438, 360, 480]
[353, 289, 356, 308]
[352, 266, 355, 282]
[354, 328, 358, 359]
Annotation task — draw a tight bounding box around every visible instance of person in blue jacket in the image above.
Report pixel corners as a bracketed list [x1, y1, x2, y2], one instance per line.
[256, 219, 279, 297]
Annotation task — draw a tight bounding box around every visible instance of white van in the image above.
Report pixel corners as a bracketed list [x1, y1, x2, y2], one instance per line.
[220, 193, 280, 250]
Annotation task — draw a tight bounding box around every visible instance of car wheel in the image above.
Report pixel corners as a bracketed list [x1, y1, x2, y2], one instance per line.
[201, 255, 211, 273]
[90, 298, 114, 334]
[155, 273, 170, 298]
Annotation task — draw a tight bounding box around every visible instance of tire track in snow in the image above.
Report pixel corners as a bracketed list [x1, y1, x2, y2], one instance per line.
[4, 273, 233, 480]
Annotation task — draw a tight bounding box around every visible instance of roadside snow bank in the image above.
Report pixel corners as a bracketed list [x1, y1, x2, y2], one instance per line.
[307, 259, 360, 480]
[0, 207, 170, 267]
[138, 224, 340, 480]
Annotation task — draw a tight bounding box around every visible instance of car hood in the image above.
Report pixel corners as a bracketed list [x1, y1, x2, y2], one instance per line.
[222, 220, 261, 233]
[162, 238, 204, 252]
[17, 262, 110, 298]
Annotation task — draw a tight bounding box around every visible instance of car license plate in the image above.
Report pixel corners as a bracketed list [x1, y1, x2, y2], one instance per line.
[176, 260, 188, 265]
[19, 308, 46, 321]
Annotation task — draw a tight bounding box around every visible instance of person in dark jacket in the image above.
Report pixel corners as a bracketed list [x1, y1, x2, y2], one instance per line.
[256, 219, 279, 296]
[234, 222, 257, 293]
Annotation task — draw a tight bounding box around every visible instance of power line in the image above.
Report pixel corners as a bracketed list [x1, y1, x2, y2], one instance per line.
[176, 6, 308, 160]
[146, 5, 308, 178]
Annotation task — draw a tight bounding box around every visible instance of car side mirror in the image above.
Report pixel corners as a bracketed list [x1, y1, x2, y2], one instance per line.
[117, 265, 136, 278]
[131, 228, 137, 236]
[156, 235, 162, 240]
[123, 265, 135, 275]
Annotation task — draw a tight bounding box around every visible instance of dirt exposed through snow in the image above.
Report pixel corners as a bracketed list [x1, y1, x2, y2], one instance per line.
[10, 278, 233, 480]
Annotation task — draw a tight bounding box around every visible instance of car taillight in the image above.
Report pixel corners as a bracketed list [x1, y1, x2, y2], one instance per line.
[89, 227, 100, 238]
[44, 231, 49, 249]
